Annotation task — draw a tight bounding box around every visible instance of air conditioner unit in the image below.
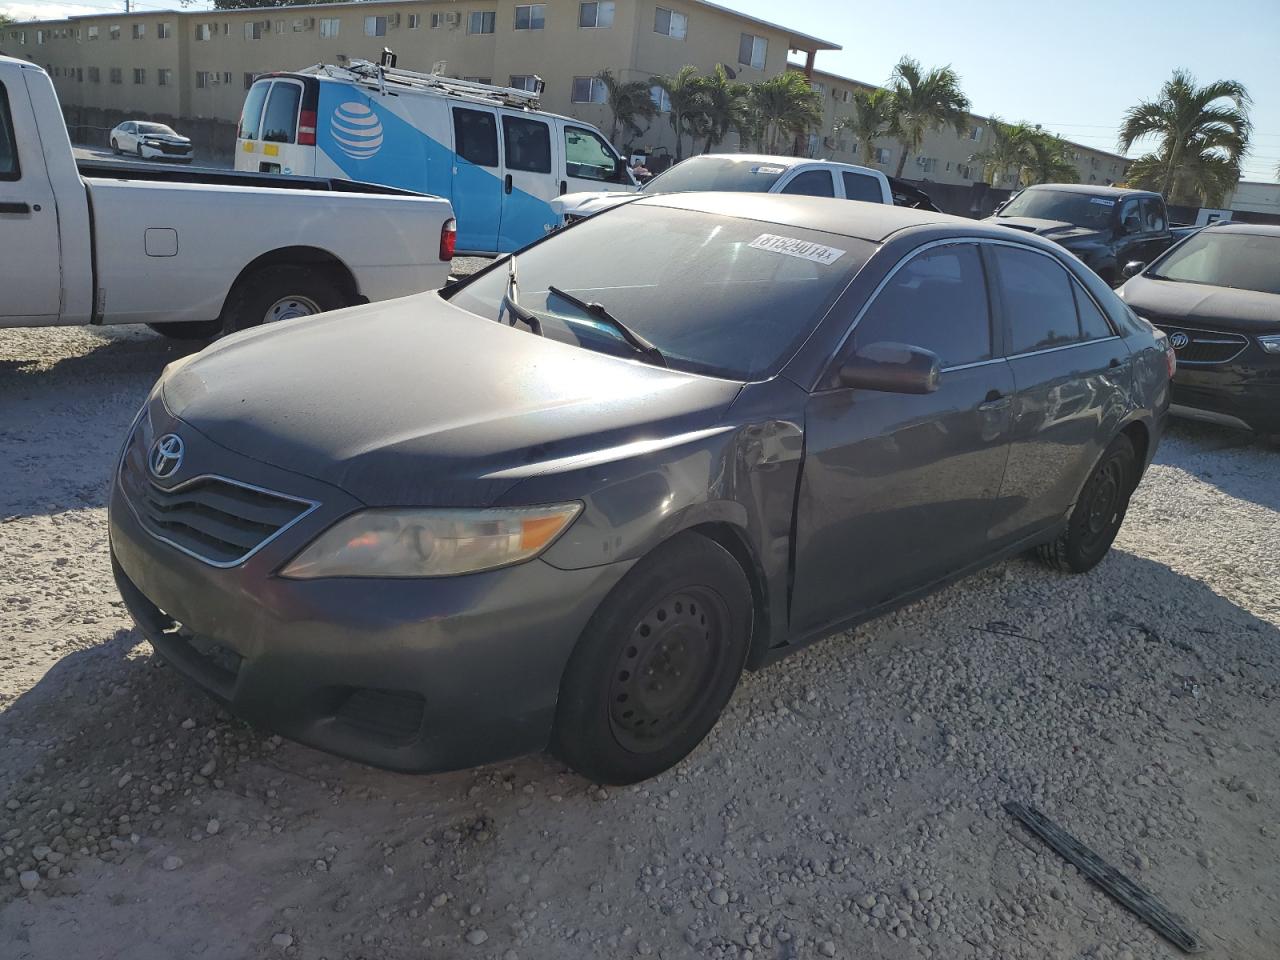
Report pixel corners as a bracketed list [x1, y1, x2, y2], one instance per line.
[302, 18, 314, 30]
[447, 12, 461, 26]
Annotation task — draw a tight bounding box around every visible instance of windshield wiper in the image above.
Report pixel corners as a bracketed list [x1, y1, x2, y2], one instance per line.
[498, 256, 542, 335]
[546, 285, 666, 367]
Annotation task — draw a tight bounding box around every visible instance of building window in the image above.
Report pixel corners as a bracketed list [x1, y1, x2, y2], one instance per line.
[87, 25, 99, 40]
[874, 147, 891, 164]
[654, 7, 687, 38]
[968, 125, 983, 141]
[650, 85, 671, 112]
[109, 67, 122, 84]
[364, 16, 387, 36]
[88, 66, 100, 83]
[196, 71, 212, 89]
[133, 68, 146, 84]
[76, 68, 83, 82]
[430, 12, 445, 28]
[222, 71, 233, 85]
[35, 29, 45, 44]
[244, 72, 258, 90]
[579, 1, 614, 28]
[274, 20, 285, 34]
[132, 23, 145, 39]
[468, 11, 495, 34]
[738, 33, 767, 69]
[319, 18, 340, 38]
[158, 68, 171, 86]
[244, 21, 263, 40]
[463, 76, 493, 85]
[157, 22, 172, 39]
[195, 23, 212, 41]
[109, 25, 120, 40]
[514, 5, 546, 30]
[918, 157, 937, 173]
[571, 76, 607, 103]
[509, 75, 538, 92]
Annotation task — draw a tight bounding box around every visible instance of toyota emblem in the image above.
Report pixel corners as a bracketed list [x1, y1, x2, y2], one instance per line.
[149, 434, 185, 480]
[1168, 331, 1190, 350]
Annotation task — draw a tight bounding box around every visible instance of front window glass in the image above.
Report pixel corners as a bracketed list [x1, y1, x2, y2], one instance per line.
[998, 189, 1117, 229]
[851, 245, 992, 368]
[260, 82, 301, 143]
[564, 126, 623, 182]
[642, 156, 788, 193]
[446, 205, 873, 380]
[1148, 231, 1280, 295]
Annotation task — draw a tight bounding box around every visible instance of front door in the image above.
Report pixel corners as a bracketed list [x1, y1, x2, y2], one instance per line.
[0, 77, 62, 323]
[985, 243, 1132, 545]
[498, 113, 555, 252]
[450, 106, 502, 254]
[791, 242, 1015, 637]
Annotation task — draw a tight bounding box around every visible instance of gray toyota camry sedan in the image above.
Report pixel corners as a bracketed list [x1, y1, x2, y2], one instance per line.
[109, 194, 1172, 784]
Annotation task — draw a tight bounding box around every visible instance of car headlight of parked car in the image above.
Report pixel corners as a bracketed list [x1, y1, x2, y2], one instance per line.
[1258, 334, 1280, 355]
[281, 504, 582, 579]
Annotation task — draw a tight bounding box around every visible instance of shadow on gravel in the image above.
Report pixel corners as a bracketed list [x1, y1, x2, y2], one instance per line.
[1157, 419, 1280, 513]
[0, 334, 195, 387]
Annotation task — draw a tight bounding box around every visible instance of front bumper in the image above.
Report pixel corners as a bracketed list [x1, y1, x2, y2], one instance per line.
[108, 419, 633, 773]
[1170, 356, 1280, 433]
[140, 143, 193, 162]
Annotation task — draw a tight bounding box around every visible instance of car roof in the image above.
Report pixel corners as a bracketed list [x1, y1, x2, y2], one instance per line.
[1202, 221, 1280, 237]
[1022, 183, 1159, 199]
[699, 153, 879, 174]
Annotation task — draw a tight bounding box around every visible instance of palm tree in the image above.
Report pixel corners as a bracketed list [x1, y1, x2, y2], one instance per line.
[749, 72, 823, 156]
[833, 88, 893, 166]
[970, 117, 1034, 188]
[1118, 69, 1251, 206]
[886, 56, 971, 177]
[596, 70, 657, 149]
[695, 65, 750, 154]
[651, 66, 707, 162]
[1020, 131, 1080, 186]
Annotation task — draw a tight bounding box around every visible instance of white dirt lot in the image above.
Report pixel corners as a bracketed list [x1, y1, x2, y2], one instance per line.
[1, 311, 1278, 960]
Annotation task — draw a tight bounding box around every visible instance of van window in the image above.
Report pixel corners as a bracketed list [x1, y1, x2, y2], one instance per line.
[842, 171, 881, 203]
[502, 115, 550, 174]
[453, 108, 498, 167]
[261, 82, 301, 143]
[564, 126, 621, 182]
[238, 80, 271, 140]
[0, 83, 19, 180]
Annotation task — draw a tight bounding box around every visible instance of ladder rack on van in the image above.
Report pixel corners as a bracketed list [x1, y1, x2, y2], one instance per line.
[303, 60, 544, 110]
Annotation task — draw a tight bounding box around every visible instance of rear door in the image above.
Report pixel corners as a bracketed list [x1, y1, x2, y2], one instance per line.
[236, 77, 314, 176]
[560, 122, 633, 197]
[450, 105, 502, 254]
[986, 243, 1131, 545]
[0, 74, 62, 323]
[498, 112, 556, 252]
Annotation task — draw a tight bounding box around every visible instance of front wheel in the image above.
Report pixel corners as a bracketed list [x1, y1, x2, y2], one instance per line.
[1036, 433, 1137, 573]
[221, 265, 347, 334]
[136, 143, 143, 159]
[552, 533, 752, 784]
[110, 139, 120, 155]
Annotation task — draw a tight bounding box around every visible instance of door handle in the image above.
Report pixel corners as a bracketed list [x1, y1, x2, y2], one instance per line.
[559, 180, 567, 196]
[1108, 357, 1129, 369]
[0, 201, 31, 215]
[978, 391, 1011, 412]
[504, 174, 513, 195]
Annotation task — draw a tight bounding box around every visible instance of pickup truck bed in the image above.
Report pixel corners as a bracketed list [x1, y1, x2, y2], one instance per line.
[76, 158, 421, 196]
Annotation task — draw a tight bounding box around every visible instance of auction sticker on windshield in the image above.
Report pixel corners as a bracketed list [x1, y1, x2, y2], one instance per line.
[751, 165, 786, 175]
[749, 234, 847, 265]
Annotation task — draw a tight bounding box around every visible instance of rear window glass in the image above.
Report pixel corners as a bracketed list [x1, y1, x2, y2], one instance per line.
[502, 115, 551, 174]
[0, 83, 17, 180]
[994, 246, 1082, 353]
[843, 172, 881, 203]
[261, 82, 302, 144]
[781, 170, 835, 198]
[238, 81, 271, 140]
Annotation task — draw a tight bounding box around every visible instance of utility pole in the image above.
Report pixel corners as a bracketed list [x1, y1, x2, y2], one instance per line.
[125, 1, 130, 11]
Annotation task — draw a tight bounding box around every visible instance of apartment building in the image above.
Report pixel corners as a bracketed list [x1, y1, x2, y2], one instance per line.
[805, 67, 1129, 189]
[3, 0, 838, 160]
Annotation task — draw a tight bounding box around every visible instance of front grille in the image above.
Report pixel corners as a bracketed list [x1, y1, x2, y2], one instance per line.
[1151, 323, 1248, 365]
[159, 143, 191, 155]
[119, 428, 317, 567]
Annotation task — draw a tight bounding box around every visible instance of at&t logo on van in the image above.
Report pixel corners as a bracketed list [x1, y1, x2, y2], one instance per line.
[330, 101, 384, 160]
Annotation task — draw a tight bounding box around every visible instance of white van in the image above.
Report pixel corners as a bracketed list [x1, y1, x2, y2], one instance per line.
[235, 60, 637, 255]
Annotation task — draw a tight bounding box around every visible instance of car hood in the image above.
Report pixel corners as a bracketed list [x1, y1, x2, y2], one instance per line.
[1120, 275, 1280, 333]
[161, 293, 742, 507]
[549, 191, 643, 219]
[988, 216, 1108, 245]
[140, 133, 190, 144]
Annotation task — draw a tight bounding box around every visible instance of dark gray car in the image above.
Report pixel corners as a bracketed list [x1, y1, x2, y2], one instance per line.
[109, 194, 1172, 784]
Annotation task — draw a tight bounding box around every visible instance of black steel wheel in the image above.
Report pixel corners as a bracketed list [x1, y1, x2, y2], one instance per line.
[553, 533, 752, 784]
[1036, 433, 1137, 573]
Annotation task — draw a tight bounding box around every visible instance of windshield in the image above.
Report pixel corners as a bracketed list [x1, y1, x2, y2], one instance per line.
[1148, 231, 1280, 294]
[641, 157, 790, 194]
[998, 189, 1117, 229]
[445, 204, 873, 380]
[137, 123, 176, 136]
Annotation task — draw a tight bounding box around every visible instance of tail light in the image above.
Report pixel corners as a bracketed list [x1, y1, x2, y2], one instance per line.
[439, 217, 457, 261]
[297, 109, 317, 146]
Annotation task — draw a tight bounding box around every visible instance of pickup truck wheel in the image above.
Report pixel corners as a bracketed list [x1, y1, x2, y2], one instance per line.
[146, 320, 222, 340]
[552, 533, 751, 784]
[1035, 433, 1136, 573]
[222, 266, 347, 334]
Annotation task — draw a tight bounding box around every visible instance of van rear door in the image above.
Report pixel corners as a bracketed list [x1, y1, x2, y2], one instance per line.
[450, 105, 502, 254]
[236, 76, 316, 176]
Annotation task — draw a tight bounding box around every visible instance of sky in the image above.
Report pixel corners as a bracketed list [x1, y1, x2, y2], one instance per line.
[6, 0, 1279, 182]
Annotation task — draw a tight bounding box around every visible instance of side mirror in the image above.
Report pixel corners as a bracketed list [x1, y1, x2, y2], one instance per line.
[1122, 260, 1146, 279]
[838, 341, 941, 394]
[993, 200, 1008, 215]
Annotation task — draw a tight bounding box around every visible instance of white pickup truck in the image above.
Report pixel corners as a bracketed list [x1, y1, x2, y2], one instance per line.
[0, 55, 456, 338]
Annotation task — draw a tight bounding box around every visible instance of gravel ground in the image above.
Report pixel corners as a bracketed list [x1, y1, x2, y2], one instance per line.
[1, 307, 1277, 960]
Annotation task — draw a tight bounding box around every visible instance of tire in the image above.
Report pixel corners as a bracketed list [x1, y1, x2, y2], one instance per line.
[221, 265, 348, 334]
[552, 533, 752, 785]
[1036, 433, 1137, 573]
[110, 139, 119, 155]
[146, 320, 223, 340]
[136, 143, 143, 159]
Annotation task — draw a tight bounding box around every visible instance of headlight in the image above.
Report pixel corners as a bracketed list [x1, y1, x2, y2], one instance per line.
[1258, 334, 1280, 355]
[281, 504, 582, 579]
